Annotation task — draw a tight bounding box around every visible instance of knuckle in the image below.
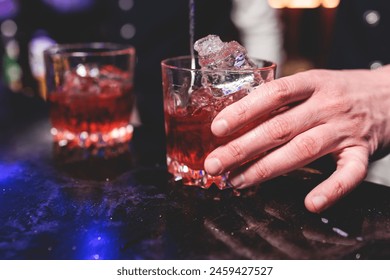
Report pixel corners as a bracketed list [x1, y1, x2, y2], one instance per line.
[265, 117, 292, 143]
[234, 99, 251, 123]
[294, 135, 321, 160]
[225, 141, 245, 162]
[305, 69, 324, 79]
[332, 179, 347, 199]
[351, 154, 368, 180]
[253, 161, 272, 181]
[273, 80, 292, 104]
[303, 69, 329, 84]
[356, 161, 368, 179]
[327, 97, 350, 113]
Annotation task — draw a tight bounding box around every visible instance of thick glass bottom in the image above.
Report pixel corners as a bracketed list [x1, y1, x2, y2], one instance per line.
[50, 124, 134, 149]
[167, 157, 231, 190]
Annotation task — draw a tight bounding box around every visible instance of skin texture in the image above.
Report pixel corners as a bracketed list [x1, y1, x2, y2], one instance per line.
[204, 66, 390, 213]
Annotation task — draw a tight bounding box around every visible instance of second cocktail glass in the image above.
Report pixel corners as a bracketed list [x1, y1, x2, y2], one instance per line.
[162, 55, 276, 189]
[44, 43, 136, 153]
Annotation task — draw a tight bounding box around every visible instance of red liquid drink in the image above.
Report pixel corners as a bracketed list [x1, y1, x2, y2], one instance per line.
[49, 87, 133, 135]
[48, 65, 134, 148]
[162, 55, 276, 189]
[164, 87, 254, 189]
[44, 43, 136, 154]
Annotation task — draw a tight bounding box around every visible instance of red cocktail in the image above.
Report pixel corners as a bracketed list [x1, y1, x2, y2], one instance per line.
[44, 43, 135, 150]
[162, 56, 276, 189]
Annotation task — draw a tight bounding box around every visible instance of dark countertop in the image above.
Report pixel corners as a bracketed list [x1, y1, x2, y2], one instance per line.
[1, 86, 390, 260]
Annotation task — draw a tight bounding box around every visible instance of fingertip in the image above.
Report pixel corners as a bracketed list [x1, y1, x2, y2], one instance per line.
[204, 157, 223, 175]
[305, 194, 329, 213]
[211, 118, 229, 136]
[228, 174, 245, 189]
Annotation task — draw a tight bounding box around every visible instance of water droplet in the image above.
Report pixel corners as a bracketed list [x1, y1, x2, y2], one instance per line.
[332, 227, 349, 237]
[355, 253, 361, 259]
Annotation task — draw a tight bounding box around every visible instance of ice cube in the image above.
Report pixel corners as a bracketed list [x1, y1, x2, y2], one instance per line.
[166, 75, 195, 116]
[98, 78, 122, 98]
[193, 35, 224, 68]
[63, 63, 106, 96]
[63, 70, 100, 96]
[201, 70, 256, 97]
[75, 63, 100, 77]
[187, 86, 247, 118]
[213, 89, 248, 112]
[189, 87, 213, 108]
[188, 87, 214, 115]
[194, 34, 256, 70]
[194, 35, 258, 97]
[99, 65, 128, 98]
[61, 64, 131, 97]
[100, 65, 129, 80]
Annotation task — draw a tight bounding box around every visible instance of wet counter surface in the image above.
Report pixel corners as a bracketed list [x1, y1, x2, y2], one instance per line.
[1, 87, 390, 260]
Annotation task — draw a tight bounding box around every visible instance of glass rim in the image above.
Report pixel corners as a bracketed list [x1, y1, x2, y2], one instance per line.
[161, 55, 277, 73]
[43, 42, 135, 58]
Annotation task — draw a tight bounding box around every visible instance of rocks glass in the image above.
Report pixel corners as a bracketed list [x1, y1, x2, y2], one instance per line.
[161, 55, 276, 189]
[44, 43, 135, 156]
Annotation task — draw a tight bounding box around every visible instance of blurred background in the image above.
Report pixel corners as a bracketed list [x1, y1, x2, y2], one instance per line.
[272, 0, 339, 76]
[0, 0, 340, 96]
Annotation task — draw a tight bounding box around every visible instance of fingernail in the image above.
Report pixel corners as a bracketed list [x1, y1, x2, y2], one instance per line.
[205, 158, 223, 175]
[311, 195, 328, 212]
[229, 174, 245, 188]
[212, 119, 229, 136]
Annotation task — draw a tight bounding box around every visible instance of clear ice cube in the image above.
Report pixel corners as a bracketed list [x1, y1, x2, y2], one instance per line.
[187, 87, 248, 118]
[194, 35, 259, 97]
[194, 34, 256, 70]
[75, 63, 100, 77]
[62, 64, 128, 97]
[188, 87, 213, 115]
[63, 69, 100, 96]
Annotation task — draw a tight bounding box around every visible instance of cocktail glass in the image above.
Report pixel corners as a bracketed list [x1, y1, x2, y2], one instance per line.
[43, 43, 135, 154]
[161, 55, 276, 189]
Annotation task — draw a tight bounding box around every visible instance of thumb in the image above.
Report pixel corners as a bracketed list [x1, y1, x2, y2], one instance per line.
[304, 146, 369, 213]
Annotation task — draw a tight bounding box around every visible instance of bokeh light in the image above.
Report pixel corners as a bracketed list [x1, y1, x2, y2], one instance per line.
[268, 0, 340, 9]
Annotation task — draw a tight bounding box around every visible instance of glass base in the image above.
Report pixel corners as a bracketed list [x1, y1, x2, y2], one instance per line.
[167, 158, 231, 190]
[50, 124, 134, 149]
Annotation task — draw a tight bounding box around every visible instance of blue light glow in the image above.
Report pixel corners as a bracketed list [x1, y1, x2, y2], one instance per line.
[0, 162, 24, 183]
[42, 0, 94, 13]
[78, 226, 115, 260]
[0, 0, 18, 20]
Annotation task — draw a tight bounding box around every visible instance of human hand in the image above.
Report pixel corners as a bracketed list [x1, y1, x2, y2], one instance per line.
[204, 66, 390, 213]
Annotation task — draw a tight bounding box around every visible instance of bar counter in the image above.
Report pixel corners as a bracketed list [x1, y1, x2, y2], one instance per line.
[1, 85, 390, 260]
